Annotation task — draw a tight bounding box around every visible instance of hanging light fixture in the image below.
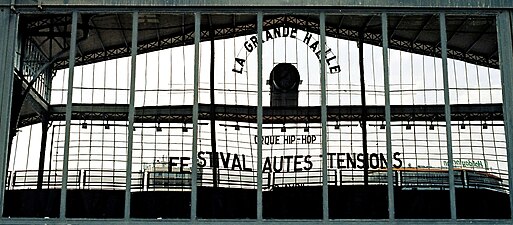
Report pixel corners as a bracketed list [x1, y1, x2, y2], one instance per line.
[405, 121, 411, 130]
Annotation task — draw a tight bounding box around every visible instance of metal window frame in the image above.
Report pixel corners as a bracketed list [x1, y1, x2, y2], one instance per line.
[382, 12, 396, 221]
[0, 7, 512, 225]
[191, 12, 201, 220]
[59, 10, 78, 220]
[319, 12, 329, 222]
[256, 11, 263, 221]
[440, 12, 458, 220]
[124, 10, 139, 220]
[0, 7, 18, 218]
[497, 11, 513, 223]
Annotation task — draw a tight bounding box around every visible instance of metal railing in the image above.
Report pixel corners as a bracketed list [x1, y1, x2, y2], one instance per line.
[361, 169, 509, 192]
[5, 168, 507, 193]
[11, 170, 81, 189]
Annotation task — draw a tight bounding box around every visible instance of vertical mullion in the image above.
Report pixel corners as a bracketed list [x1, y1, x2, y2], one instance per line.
[382, 12, 395, 221]
[440, 12, 457, 220]
[497, 11, 513, 221]
[0, 9, 18, 217]
[59, 10, 78, 220]
[320, 12, 329, 222]
[191, 12, 201, 221]
[125, 10, 138, 220]
[256, 12, 263, 221]
[0, 12, 7, 217]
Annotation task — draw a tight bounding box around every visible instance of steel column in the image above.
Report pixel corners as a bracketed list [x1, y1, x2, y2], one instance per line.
[497, 11, 513, 221]
[208, 15, 218, 188]
[358, 30, 369, 186]
[59, 10, 78, 220]
[320, 12, 329, 221]
[256, 12, 263, 221]
[382, 12, 395, 221]
[36, 114, 49, 190]
[125, 10, 138, 219]
[440, 12, 457, 220]
[190, 12, 201, 221]
[0, 7, 18, 217]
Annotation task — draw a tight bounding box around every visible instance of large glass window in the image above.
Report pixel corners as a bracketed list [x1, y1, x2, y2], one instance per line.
[3, 9, 511, 223]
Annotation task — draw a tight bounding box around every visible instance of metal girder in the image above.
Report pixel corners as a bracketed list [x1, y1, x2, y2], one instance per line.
[0, 218, 512, 225]
[465, 25, 494, 55]
[5, 0, 513, 9]
[411, 14, 435, 46]
[15, 103, 502, 127]
[17, 14, 496, 70]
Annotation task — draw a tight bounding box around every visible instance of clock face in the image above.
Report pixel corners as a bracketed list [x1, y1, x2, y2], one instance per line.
[271, 63, 300, 91]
